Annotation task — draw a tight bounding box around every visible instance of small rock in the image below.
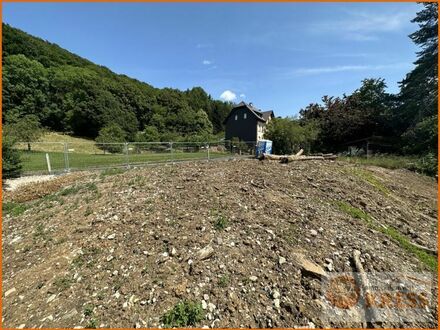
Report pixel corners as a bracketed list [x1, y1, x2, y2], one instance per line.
[272, 290, 280, 299]
[318, 227, 324, 233]
[107, 233, 116, 240]
[17, 325, 25, 329]
[207, 303, 216, 312]
[202, 300, 208, 310]
[203, 294, 209, 301]
[171, 247, 177, 256]
[292, 252, 327, 279]
[249, 276, 258, 282]
[278, 256, 286, 265]
[197, 245, 215, 260]
[106, 255, 114, 262]
[273, 298, 280, 309]
[4, 287, 16, 297]
[310, 229, 318, 236]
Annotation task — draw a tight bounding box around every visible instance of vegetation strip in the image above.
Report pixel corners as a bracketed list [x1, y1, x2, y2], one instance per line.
[335, 201, 437, 271]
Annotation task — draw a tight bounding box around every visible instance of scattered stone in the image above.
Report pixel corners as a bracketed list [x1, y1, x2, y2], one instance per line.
[46, 294, 56, 303]
[310, 229, 318, 236]
[202, 300, 208, 310]
[106, 255, 114, 262]
[197, 245, 215, 260]
[278, 256, 286, 265]
[249, 276, 258, 282]
[107, 233, 116, 240]
[171, 247, 177, 256]
[207, 302, 216, 312]
[4, 287, 16, 297]
[274, 298, 280, 309]
[291, 252, 327, 278]
[272, 290, 281, 299]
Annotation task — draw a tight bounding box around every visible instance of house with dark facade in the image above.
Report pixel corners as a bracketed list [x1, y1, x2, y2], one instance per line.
[223, 101, 274, 142]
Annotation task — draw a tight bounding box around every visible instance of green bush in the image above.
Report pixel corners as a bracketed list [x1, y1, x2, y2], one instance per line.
[406, 153, 438, 177]
[95, 124, 126, 154]
[2, 138, 22, 179]
[161, 300, 204, 328]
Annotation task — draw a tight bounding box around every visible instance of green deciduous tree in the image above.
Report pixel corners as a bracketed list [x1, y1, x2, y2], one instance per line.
[4, 114, 43, 151]
[264, 117, 320, 154]
[95, 123, 126, 153]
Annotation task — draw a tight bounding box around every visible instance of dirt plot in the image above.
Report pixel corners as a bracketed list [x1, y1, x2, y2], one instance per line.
[2, 159, 438, 328]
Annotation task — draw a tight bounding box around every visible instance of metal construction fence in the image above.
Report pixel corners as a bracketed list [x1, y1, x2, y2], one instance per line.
[13, 140, 258, 175]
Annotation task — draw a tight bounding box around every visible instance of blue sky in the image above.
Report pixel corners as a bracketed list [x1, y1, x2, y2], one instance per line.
[4, 2, 421, 117]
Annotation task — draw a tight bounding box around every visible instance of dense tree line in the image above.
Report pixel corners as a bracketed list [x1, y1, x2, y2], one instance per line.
[268, 3, 437, 159]
[2, 24, 232, 142]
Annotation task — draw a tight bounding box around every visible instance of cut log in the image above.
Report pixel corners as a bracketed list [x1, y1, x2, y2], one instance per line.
[261, 153, 337, 162]
[295, 149, 304, 156]
[260, 154, 285, 161]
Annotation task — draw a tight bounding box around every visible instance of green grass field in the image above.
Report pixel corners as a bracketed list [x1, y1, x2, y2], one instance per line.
[18, 150, 230, 173]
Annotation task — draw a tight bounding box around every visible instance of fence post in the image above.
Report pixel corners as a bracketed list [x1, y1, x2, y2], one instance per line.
[63, 142, 70, 173]
[170, 142, 174, 164]
[46, 153, 52, 174]
[125, 142, 129, 169]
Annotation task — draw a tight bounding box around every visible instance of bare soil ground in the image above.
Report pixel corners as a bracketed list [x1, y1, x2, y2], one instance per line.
[2, 159, 438, 328]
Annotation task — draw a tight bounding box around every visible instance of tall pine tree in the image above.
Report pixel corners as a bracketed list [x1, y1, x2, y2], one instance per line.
[398, 2, 438, 154]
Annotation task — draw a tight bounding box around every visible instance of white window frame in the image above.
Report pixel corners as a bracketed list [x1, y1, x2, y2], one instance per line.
[244, 113, 247, 119]
[235, 115, 238, 121]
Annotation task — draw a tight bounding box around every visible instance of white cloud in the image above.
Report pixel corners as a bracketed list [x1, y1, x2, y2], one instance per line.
[309, 9, 415, 41]
[294, 62, 411, 75]
[239, 93, 246, 98]
[220, 90, 237, 102]
[202, 60, 212, 65]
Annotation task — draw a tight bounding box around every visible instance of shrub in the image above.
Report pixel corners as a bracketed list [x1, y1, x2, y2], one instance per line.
[161, 300, 204, 328]
[2, 138, 22, 180]
[214, 214, 229, 230]
[95, 124, 126, 154]
[407, 153, 438, 177]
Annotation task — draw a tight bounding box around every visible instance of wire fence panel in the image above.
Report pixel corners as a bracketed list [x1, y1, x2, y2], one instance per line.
[14, 142, 67, 174]
[67, 142, 128, 171]
[13, 140, 258, 175]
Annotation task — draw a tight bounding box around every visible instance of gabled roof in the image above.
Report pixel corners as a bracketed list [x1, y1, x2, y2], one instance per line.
[223, 102, 274, 124]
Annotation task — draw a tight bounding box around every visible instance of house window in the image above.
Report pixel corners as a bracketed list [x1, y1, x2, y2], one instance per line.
[244, 113, 247, 119]
[235, 115, 238, 121]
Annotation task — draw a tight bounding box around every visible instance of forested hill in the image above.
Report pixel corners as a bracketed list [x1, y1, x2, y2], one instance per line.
[2, 23, 233, 141]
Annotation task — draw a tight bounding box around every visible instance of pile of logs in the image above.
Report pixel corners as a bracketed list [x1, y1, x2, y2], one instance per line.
[259, 149, 337, 163]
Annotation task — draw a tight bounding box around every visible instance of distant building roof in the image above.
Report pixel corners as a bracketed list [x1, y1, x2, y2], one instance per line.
[223, 102, 274, 124]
